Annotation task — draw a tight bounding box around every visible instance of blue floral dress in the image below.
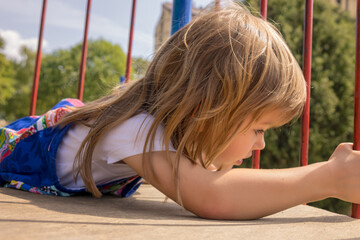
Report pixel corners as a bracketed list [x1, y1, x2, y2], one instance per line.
[0, 99, 142, 197]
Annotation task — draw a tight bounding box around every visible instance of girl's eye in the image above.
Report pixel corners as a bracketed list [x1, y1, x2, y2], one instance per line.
[254, 129, 265, 135]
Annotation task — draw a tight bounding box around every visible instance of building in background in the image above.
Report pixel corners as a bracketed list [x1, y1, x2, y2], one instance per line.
[332, 0, 356, 17]
[154, 2, 172, 52]
[154, 2, 200, 52]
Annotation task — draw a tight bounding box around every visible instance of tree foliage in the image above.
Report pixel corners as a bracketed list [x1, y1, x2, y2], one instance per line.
[0, 39, 128, 120]
[0, 39, 35, 120]
[0, 37, 15, 107]
[242, 0, 356, 214]
[35, 39, 127, 114]
[132, 57, 150, 79]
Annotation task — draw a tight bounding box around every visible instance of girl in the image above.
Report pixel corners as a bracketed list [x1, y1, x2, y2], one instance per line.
[2, 4, 360, 220]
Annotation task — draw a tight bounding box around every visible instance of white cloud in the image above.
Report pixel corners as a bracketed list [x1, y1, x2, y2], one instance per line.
[46, 0, 85, 31]
[0, 0, 156, 59]
[0, 29, 48, 62]
[0, 0, 43, 22]
[89, 13, 154, 52]
[42, 0, 154, 56]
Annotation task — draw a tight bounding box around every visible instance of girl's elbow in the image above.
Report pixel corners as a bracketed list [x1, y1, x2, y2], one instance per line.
[183, 191, 233, 220]
[188, 201, 226, 220]
[184, 193, 263, 220]
[193, 205, 263, 220]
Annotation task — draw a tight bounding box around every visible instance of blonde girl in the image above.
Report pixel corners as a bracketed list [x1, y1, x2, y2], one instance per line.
[1, 3, 360, 220]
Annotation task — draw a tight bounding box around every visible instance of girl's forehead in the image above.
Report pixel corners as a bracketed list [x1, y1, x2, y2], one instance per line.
[254, 109, 289, 128]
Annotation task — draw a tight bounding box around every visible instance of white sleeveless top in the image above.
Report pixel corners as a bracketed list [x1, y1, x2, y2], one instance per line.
[55, 113, 176, 190]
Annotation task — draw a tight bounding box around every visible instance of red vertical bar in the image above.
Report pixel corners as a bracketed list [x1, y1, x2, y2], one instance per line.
[77, 0, 92, 101]
[252, 0, 267, 169]
[125, 0, 137, 83]
[29, 0, 47, 116]
[299, 0, 313, 167]
[251, 150, 261, 169]
[259, 0, 267, 19]
[351, 0, 360, 219]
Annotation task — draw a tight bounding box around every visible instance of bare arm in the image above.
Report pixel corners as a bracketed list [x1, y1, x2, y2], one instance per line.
[123, 143, 360, 220]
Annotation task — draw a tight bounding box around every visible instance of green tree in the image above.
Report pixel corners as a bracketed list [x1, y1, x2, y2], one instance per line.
[1, 39, 127, 120]
[132, 57, 150, 80]
[242, 0, 356, 215]
[0, 45, 34, 121]
[0, 37, 15, 109]
[34, 39, 127, 114]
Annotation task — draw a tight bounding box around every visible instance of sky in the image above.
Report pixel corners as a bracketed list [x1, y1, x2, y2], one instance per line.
[0, 0, 216, 62]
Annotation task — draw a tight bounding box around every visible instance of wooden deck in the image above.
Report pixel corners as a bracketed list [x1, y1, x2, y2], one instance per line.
[1, 185, 360, 240]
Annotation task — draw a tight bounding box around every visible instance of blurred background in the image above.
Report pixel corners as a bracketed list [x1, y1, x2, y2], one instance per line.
[0, 0, 358, 216]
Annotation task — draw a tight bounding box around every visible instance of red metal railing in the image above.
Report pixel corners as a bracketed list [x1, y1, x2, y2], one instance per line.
[77, 0, 92, 101]
[26, 0, 360, 219]
[351, 0, 360, 219]
[28, 1, 138, 107]
[125, 0, 137, 83]
[259, 0, 267, 19]
[300, 0, 314, 167]
[251, 0, 314, 170]
[29, 0, 47, 116]
[252, 0, 267, 169]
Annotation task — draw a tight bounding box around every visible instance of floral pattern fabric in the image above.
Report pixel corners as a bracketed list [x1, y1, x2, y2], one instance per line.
[0, 98, 142, 197]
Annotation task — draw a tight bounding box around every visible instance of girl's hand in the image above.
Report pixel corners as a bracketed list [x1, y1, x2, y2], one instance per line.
[327, 143, 360, 204]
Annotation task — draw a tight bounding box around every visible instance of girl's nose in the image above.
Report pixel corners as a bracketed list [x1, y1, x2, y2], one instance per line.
[254, 135, 266, 150]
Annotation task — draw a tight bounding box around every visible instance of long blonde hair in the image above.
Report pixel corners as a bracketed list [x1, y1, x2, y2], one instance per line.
[58, 3, 306, 198]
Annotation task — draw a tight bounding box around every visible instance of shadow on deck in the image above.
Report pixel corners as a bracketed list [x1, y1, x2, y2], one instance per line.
[1, 185, 359, 239]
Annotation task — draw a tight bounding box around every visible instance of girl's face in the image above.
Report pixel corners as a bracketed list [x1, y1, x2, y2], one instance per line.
[212, 110, 284, 170]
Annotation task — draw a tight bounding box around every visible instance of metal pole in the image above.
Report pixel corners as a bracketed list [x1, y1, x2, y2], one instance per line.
[351, 0, 360, 219]
[171, 0, 192, 35]
[259, 0, 267, 19]
[29, 0, 47, 116]
[299, 0, 313, 167]
[252, 0, 267, 169]
[125, 0, 137, 83]
[77, 0, 92, 101]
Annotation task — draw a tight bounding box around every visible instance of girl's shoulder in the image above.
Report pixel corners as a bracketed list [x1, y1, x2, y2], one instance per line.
[121, 112, 155, 129]
[109, 112, 158, 138]
[96, 113, 175, 164]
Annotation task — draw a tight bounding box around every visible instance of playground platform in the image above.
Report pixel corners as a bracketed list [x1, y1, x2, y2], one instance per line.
[1, 184, 360, 240]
